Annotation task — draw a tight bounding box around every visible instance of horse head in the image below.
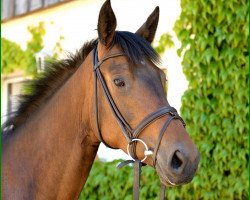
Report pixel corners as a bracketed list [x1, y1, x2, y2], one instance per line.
[91, 0, 200, 186]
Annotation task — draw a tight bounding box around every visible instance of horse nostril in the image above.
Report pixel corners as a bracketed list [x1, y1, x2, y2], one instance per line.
[171, 150, 183, 170]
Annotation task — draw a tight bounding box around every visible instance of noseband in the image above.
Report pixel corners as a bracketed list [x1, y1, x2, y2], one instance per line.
[93, 45, 185, 200]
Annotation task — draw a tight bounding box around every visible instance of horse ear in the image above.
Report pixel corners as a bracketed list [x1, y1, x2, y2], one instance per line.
[135, 6, 159, 43]
[97, 0, 117, 47]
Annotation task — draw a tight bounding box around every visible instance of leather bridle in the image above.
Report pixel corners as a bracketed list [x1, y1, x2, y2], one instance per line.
[92, 44, 186, 200]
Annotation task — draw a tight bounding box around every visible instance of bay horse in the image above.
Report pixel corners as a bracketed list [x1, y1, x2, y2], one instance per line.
[2, 1, 200, 199]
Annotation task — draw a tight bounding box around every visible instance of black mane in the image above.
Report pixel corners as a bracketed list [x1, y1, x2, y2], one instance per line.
[2, 31, 160, 131]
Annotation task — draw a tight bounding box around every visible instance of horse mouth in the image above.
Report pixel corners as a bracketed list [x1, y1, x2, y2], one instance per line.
[155, 163, 194, 187]
[155, 164, 177, 186]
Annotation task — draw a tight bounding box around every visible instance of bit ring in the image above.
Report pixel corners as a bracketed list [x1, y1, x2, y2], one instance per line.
[127, 138, 153, 162]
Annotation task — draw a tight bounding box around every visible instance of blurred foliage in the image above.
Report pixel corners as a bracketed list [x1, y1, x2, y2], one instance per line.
[1, 22, 45, 75]
[1, 38, 29, 74]
[53, 35, 65, 59]
[172, 0, 249, 199]
[1, 22, 63, 76]
[154, 32, 174, 54]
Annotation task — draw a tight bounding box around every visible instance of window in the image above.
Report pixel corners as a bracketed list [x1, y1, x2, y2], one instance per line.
[1, 77, 30, 124]
[2, 0, 71, 21]
[7, 81, 28, 115]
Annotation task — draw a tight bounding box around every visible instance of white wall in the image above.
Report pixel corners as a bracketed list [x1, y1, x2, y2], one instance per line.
[2, 0, 187, 160]
[2, 0, 180, 51]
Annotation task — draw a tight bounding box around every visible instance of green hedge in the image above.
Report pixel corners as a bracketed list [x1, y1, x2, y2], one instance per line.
[173, 0, 249, 199]
[80, 160, 194, 200]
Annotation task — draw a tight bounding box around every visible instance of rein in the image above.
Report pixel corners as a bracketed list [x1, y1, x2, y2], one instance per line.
[92, 45, 186, 200]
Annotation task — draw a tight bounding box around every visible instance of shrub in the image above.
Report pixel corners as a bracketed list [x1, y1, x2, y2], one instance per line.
[173, 0, 249, 199]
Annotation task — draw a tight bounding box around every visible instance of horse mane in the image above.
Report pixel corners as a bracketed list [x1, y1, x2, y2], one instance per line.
[2, 39, 98, 132]
[2, 31, 160, 132]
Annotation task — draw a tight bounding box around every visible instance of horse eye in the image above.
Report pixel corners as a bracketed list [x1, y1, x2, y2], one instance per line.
[114, 78, 125, 87]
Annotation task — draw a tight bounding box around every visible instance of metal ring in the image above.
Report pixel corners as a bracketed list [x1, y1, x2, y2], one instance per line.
[127, 138, 151, 162]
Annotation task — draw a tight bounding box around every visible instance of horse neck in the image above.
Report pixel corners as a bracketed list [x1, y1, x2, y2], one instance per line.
[2, 57, 100, 199]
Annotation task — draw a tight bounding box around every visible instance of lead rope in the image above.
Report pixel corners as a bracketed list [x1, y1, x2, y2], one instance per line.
[117, 159, 143, 200]
[133, 160, 142, 200]
[160, 184, 166, 200]
[117, 160, 166, 200]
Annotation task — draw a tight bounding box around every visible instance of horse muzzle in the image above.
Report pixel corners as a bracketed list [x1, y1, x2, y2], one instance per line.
[155, 143, 200, 186]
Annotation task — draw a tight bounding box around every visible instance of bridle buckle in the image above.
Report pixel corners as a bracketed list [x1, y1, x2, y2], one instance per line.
[144, 150, 154, 156]
[169, 111, 176, 116]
